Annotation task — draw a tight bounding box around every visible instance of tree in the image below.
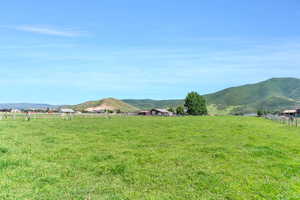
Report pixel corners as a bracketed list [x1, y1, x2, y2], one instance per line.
[176, 106, 185, 115]
[257, 110, 263, 117]
[167, 107, 175, 113]
[184, 92, 208, 115]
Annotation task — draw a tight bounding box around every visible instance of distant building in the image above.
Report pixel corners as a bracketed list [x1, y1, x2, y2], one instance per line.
[138, 108, 174, 116]
[11, 109, 21, 113]
[59, 108, 75, 113]
[281, 109, 300, 117]
[150, 109, 173, 116]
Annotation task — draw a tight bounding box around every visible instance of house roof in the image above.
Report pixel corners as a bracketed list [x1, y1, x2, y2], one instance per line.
[282, 109, 297, 114]
[151, 108, 171, 113]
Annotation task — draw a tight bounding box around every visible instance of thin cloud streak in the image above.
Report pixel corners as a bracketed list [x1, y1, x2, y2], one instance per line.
[1, 25, 86, 37]
[16, 25, 84, 37]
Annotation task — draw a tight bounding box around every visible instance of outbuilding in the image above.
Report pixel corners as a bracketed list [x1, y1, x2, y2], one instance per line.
[150, 108, 173, 116]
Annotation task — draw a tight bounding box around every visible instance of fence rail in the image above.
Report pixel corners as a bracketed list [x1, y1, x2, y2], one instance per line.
[0, 112, 129, 121]
[265, 114, 299, 127]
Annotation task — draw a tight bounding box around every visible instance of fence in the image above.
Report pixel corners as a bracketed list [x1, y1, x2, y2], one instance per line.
[0, 112, 131, 121]
[264, 114, 299, 127]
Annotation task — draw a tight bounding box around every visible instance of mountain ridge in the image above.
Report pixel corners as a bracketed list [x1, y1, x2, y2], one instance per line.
[205, 77, 300, 113]
[124, 78, 300, 114]
[1, 78, 299, 114]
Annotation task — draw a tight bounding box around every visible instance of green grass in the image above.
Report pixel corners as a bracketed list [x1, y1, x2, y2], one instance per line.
[0, 116, 300, 199]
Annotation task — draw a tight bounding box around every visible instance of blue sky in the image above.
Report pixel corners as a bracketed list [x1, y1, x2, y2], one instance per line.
[1, 0, 300, 104]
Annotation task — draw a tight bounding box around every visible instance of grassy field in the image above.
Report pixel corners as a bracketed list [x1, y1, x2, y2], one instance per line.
[0, 116, 299, 200]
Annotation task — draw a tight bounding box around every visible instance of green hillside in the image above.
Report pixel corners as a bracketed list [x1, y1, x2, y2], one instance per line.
[124, 78, 300, 114]
[123, 99, 184, 110]
[206, 78, 300, 114]
[72, 98, 139, 112]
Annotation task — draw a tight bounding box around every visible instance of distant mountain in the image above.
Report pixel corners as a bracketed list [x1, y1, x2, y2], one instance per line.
[124, 78, 300, 114]
[72, 98, 139, 112]
[205, 78, 300, 114]
[2, 78, 299, 114]
[0, 103, 58, 110]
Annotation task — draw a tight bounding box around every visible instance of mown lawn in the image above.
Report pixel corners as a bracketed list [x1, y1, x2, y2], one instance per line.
[0, 116, 299, 200]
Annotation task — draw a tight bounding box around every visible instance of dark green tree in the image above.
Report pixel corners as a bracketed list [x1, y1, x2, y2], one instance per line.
[167, 107, 175, 113]
[257, 110, 263, 117]
[184, 92, 208, 115]
[176, 106, 185, 115]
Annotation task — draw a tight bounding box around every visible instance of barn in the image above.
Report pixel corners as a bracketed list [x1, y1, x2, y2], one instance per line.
[150, 109, 173, 116]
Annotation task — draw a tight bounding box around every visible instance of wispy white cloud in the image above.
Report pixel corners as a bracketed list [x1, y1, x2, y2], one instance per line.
[1, 25, 86, 37]
[16, 25, 85, 37]
[0, 43, 77, 50]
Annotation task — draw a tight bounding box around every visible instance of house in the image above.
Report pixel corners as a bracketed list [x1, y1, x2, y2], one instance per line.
[281, 109, 300, 117]
[11, 109, 21, 113]
[59, 108, 75, 114]
[150, 109, 173, 116]
[138, 109, 174, 116]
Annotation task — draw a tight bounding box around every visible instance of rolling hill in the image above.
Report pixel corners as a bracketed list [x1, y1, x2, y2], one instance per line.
[72, 98, 139, 112]
[205, 78, 300, 114]
[123, 99, 184, 110]
[2, 78, 299, 114]
[124, 78, 300, 114]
